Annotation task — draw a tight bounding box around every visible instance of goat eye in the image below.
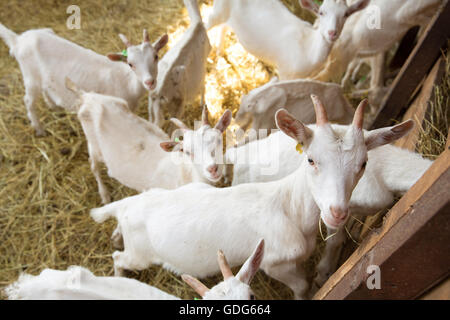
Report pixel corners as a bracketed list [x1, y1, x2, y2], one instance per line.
[128, 63, 134, 68]
[308, 158, 315, 166]
[154, 54, 158, 60]
[319, 11, 324, 16]
[362, 161, 367, 170]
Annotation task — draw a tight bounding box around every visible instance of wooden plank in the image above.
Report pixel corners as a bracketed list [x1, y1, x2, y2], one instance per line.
[370, 1, 450, 129]
[389, 26, 420, 72]
[395, 57, 446, 151]
[420, 277, 450, 300]
[357, 58, 446, 240]
[313, 139, 450, 300]
[345, 58, 445, 258]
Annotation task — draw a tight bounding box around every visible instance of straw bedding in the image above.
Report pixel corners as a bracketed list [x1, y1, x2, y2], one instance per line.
[0, 0, 447, 300]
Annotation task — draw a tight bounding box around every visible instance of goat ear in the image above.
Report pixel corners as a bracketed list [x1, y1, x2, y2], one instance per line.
[237, 239, 265, 285]
[107, 53, 127, 62]
[160, 141, 182, 152]
[275, 109, 313, 145]
[154, 34, 169, 52]
[215, 109, 232, 133]
[299, 0, 320, 15]
[345, 0, 370, 17]
[365, 120, 414, 150]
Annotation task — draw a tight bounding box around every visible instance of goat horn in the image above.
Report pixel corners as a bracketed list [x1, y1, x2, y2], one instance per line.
[217, 250, 233, 280]
[119, 34, 131, 48]
[143, 29, 149, 43]
[352, 99, 368, 130]
[310, 94, 328, 126]
[181, 274, 210, 297]
[202, 105, 210, 126]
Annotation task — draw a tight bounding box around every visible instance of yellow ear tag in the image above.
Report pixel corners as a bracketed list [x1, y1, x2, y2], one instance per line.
[296, 143, 303, 154]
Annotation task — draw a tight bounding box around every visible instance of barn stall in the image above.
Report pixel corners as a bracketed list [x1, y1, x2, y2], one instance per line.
[0, 0, 448, 300]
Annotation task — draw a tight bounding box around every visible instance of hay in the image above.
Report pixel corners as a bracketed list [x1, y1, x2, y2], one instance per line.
[0, 0, 447, 301]
[0, 0, 302, 300]
[416, 48, 450, 159]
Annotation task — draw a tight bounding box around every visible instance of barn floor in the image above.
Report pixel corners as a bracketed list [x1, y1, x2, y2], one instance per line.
[0, 0, 447, 300]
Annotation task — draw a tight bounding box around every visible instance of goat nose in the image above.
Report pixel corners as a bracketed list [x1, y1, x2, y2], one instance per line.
[328, 30, 337, 38]
[208, 165, 218, 174]
[330, 206, 348, 221]
[145, 79, 155, 88]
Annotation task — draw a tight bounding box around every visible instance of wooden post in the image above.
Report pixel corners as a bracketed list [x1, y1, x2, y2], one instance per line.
[371, 1, 450, 129]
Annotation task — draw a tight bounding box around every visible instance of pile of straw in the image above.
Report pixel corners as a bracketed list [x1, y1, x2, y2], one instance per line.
[0, 0, 447, 300]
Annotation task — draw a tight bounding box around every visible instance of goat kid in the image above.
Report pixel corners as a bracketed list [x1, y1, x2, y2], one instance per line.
[0, 23, 167, 135]
[236, 77, 354, 130]
[67, 79, 231, 205]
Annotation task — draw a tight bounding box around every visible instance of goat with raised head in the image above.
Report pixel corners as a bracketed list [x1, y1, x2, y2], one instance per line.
[226, 100, 431, 291]
[205, 0, 369, 79]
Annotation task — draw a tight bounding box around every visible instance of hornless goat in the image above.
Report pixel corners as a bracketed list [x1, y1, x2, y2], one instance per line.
[0, 23, 167, 135]
[205, 0, 370, 80]
[5, 240, 264, 300]
[90, 96, 413, 299]
[235, 77, 354, 130]
[148, 0, 211, 126]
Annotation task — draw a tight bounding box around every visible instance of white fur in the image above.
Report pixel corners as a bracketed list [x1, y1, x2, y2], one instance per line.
[5, 267, 178, 300]
[5, 241, 263, 301]
[89, 102, 411, 299]
[205, 0, 369, 79]
[149, 0, 211, 126]
[75, 91, 231, 205]
[0, 24, 166, 136]
[226, 125, 432, 292]
[236, 77, 354, 130]
[314, 0, 441, 109]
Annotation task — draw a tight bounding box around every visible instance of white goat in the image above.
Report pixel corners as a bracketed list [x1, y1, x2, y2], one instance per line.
[313, 0, 442, 111]
[149, 0, 211, 126]
[205, 0, 370, 80]
[5, 240, 263, 300]
[0, 23, 167, 136]
[90, 96, 413, 299]
[226, 105, 432, 291]
[68, 81, 232, 205]
[235, 77, 354, 130]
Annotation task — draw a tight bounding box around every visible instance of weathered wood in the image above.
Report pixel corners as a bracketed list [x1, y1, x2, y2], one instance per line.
[343, 58, 446, 262]
[371, 1, 450, 129]
[420, 277, 450, 300]
[395, 57, 446, 151]
[389, 26, 420, 72]
[314, 137, 450, 300]
[358, 57, 446, 239]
